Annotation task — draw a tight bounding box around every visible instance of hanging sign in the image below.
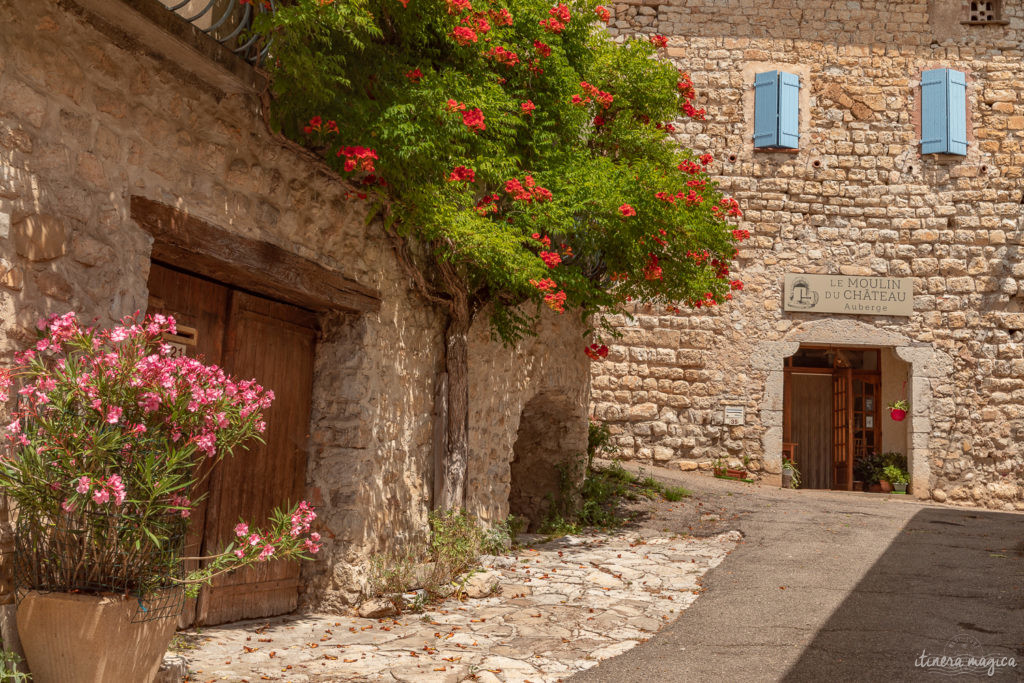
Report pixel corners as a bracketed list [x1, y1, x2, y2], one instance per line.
[784, 274, 914, 316]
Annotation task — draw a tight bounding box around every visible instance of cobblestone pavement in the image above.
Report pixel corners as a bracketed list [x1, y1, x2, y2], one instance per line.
[178, 529, 741, 682]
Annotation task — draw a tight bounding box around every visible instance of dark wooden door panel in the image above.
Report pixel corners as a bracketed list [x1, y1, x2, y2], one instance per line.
[196, 291, 317, 626]
[832, 369, 853, 491]
[147, 266, 318, 627]
[146, 263, 230, 628]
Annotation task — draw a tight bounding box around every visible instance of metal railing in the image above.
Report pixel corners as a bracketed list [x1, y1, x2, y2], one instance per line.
[157, 0, 274, 65]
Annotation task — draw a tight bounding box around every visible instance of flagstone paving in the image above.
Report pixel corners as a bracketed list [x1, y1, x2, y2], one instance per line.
[177, 529, 741, 682]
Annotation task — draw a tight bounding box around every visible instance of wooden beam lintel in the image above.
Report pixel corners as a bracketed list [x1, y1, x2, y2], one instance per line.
[131, 196, 381, 314]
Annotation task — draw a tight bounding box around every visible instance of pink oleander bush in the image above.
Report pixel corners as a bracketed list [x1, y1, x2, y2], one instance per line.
[0, 312, 320, 601]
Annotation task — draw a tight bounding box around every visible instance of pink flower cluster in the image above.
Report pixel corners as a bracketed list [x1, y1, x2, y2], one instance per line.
[75, 474, 127, 506]
[231, 501, 321, 561]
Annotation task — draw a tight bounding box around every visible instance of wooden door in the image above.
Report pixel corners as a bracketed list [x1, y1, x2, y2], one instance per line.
[147, 265, 318, 626]
[831, 369, 853, 490]
[195, 291, 317, 625]
[851, 374, 881, 466]
[147, 264, 230, 628]
[789, 373, 833, 489]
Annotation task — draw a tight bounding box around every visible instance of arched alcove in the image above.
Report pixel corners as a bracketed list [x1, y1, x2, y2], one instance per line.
[508, 392, 585, 529]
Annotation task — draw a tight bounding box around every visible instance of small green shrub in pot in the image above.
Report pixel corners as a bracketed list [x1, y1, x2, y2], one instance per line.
[882, 464, 909, 492]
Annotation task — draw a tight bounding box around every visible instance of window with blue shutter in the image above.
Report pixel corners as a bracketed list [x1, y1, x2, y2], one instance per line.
[753, 70, 800, 149]
[921, 68, 968, 156]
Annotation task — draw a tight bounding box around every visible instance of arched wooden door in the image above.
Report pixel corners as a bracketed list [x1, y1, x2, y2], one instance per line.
[147, 263, 318, 626]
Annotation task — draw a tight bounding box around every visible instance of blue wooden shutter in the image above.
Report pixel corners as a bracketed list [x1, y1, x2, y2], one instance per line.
[921, 68, 968, 155]
[753, 71, 780, 148]
[946, 69, 968, 155]
[778, 72, 801, 149]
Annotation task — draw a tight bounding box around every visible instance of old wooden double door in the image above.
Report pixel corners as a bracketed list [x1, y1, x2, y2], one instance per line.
[147, 263, 317, 626]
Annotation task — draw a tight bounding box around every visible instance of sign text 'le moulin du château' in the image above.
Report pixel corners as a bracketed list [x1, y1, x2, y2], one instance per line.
[783, 274, 914, 317]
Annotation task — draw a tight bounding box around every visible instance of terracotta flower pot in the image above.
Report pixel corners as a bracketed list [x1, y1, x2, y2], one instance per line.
[890, 408, 906, 421]
[726, 468, 747, 479]
[868, 483, 882, 493]
[879, 479, 893, 493]
[17, 591, 177, 683]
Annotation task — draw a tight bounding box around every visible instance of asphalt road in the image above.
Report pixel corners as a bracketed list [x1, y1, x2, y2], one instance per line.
[571, 467, 1023, 682]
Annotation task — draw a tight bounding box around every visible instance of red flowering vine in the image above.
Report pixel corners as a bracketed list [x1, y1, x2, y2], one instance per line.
[539, 3, 570, 32]
[448, 166, 476, 182]
[452, 26, 478, 44]
[462, 108, 486, 131]
[485, 46, 520, 67]
[337, 146, 378, 172]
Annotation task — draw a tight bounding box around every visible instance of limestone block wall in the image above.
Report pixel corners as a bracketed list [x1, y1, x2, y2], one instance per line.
[591, 0, 1024, 510]
[467, 310, 591, 528]
[0, 0, 591, 612]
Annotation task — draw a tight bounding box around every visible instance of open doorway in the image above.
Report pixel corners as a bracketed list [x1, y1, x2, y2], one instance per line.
[783, 346, 907, 491]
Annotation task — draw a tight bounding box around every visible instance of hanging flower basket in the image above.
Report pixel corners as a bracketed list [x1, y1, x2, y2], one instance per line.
[887, 399, 909, 422]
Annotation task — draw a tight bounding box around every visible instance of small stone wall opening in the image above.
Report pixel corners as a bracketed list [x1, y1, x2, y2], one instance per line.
[509, 392, 583, 531]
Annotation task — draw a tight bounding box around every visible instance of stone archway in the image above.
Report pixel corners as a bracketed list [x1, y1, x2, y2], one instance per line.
[753, 318, 950, 499]
[508, 391, 585, 530]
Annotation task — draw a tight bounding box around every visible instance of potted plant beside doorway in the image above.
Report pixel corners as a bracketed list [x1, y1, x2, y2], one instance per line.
[0, 312, 322, 683]
[882, 465, 909, 494]
[782, 460, 801, 489]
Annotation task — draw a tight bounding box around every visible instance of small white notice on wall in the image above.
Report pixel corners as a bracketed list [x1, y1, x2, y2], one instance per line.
[724, 406, 745, 425]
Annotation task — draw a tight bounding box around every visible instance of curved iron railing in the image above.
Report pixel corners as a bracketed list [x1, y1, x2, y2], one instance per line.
[157, 0, 275, 65]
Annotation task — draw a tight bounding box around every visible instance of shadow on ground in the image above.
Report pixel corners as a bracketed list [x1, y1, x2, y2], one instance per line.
[782, 505, 1023, 681]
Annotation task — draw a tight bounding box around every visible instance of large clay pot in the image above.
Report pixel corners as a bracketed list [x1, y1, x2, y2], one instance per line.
[879, 479, 893, 493]
[16, 591, 177, 683]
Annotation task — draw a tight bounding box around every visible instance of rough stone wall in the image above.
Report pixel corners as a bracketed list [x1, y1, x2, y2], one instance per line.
[592, 0, 1024, 510]
[0, 0, 590, 613]
[467, 310, 590, 528]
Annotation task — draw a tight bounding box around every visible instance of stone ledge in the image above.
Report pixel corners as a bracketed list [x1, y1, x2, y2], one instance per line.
[62, 0, 266, 94]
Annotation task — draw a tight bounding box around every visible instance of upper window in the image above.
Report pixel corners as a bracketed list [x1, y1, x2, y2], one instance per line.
[921, 68, 968, 156]
[964, 0, 1004, 24]
[753, 70, 800, 150]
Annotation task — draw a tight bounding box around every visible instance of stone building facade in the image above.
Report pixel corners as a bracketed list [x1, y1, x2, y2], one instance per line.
[0, 0, 589, 623]
[592, 0, 1024, 510]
